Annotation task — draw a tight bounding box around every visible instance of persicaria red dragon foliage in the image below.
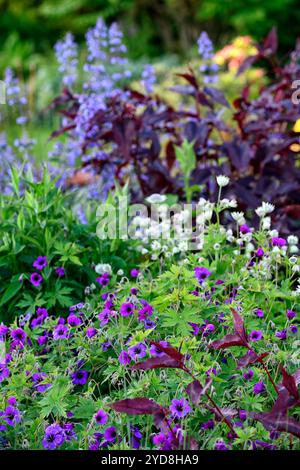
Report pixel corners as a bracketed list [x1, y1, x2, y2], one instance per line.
[52, 27, 300, 235]
[109, 311, 300, 448]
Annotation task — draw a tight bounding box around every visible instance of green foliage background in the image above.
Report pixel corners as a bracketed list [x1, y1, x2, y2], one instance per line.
[0, 0, 299, 72]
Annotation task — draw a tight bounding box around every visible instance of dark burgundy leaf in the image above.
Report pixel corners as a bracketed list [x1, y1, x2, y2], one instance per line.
[209, 333, 246, 350]
[204, 87, 230, 108]
[186, 378, 212, 404]
[263, 27, 278, 56]
[253, 412, 300, 439]
[279, 365, 299, 400]
[150, 342, 184, 364]
[186, 380, 202, 405]
[109, 398, 163, 415]
[131, 354, 181, 371]
[230, 308, 248, 344]
[237, 55, 258, 76]
[237, 351, 269, 369]
[176, 73, 199, 89]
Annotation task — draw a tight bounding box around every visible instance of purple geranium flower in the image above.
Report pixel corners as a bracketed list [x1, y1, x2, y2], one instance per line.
[240, 224, 251, 234]
[42, 424, 65, 450]
[55, 267, 65, 277]
[249, 330, 263, 341]
[255, 248, 264, 258]
[286, 310, 296, 320]
[67, 314, 82, 327]
[272, 237, 286, 247]
[94, 409, 108, 426]
[98, 308, 111, 326]
[244, 369, 254, 381]
[131, 425, 142, 449]
[149, 341, 169, 357]
[71, 369, 89, 386]
[33, 256, 48, 270]
[53, 324, 69, 341]
[169, 398, 191, 419]
[255, 309, 264, 318]
[0, 366, 10, 383]
[130, 268, 139, 278]
[104, 426, 117, 443]
[215, 439, 228, 450]
[96, 274, 110, 287]
[194, 266, 211, 284]
[120, 302, 135, 317]
[32, 373, 51, 393]
[3, 406, 21, 426]
[128, 343, 147, 361]
[290, 325, 298, 334]
[275, 329, 287, 340]
[10, 328, 27, 344]
[86, 327, 97, 338]
[0, 323, 9, 338]
[119, 350, 131, 365]
[253, 381, 265, 395]
[30, 272, 43, 287]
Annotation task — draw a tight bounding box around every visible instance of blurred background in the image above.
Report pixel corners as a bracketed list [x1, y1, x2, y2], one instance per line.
[1, 0, 299, 155]
[1, 0, 299, 72]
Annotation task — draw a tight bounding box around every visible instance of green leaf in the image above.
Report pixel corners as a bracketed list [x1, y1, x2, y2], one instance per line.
[0, 281, 23, 307]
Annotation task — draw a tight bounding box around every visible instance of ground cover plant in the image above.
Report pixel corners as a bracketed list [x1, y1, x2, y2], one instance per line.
[0, 174, 299, 450]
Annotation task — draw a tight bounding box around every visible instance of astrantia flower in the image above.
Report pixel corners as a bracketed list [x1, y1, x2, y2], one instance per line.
[42, 424, 65, 450]
[272, 237, 286, 247]
[255, 202, 274, 217]
[71, 369, 89, 386]
[249, 330, 263, 341]
[120, 302, 135, 317]
[32, 256, 48, 270]
[169, 398, 191, 419]
[30, 272, 43, 287]
[253, 381, 265, 395]
[119, 350, 131, 365]
[216, 175, 229, 187]
[128, 343, 147, 361]
[3, 406, 21, 426]
[11, 328, 27, 344]
[145, 194, 166, 204]
[194, 266, 211, 284]
[104, 426, 117, 443]
[53, 324, 69, 341]
[94, 409, 108, 426]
